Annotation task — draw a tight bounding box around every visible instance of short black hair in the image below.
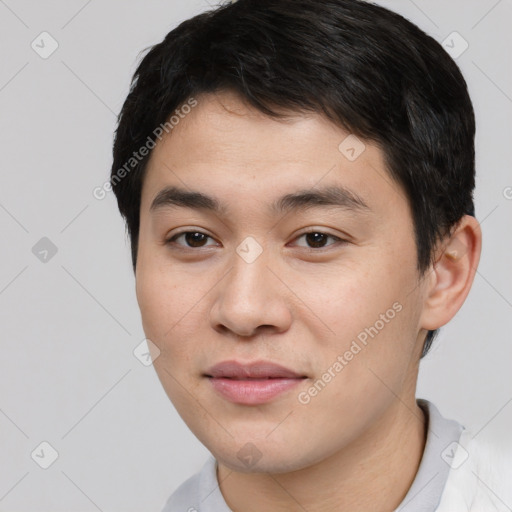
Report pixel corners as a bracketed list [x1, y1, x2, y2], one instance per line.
[110, 0, 476, 358]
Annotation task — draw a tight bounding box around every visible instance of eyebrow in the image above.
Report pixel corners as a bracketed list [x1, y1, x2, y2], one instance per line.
[149, 184, 371, 216]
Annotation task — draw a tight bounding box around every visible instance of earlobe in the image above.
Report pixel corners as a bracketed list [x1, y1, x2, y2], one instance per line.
[420, 215, 482, 330]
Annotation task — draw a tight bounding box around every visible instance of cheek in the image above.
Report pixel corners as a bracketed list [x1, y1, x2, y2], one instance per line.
[136, 260, 189, 348]
[293, 262, 401, 343]
[135, 256, 217, 375]
[298, 254, 420, 389]
[136, 266, 169, 338]
[136, 265, 204, 406]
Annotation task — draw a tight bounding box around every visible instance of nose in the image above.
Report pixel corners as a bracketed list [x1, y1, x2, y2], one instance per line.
[209, 246, 293, 339]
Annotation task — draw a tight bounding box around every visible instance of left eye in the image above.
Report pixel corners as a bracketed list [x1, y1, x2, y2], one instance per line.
[166, 231, 218, 248]
[292, 231, 342, 249]
[166, 230, 343, 250]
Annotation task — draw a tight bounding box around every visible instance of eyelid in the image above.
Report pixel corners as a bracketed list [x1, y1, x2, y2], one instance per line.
[288, 230, 345, 249]
[165, 228, 348, 251]
[165, 229, 219, 248]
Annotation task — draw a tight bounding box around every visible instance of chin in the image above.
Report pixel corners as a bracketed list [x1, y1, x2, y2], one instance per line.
[217, 453, 304, 474]
[211, 438, 322, 475]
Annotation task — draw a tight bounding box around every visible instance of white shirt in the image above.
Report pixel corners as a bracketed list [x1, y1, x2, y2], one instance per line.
[161, 399, 512, 511]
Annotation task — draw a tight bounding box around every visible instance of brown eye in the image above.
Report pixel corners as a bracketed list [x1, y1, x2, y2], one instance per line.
[293, 231, 343, 249]
[166, 231, 217, 248]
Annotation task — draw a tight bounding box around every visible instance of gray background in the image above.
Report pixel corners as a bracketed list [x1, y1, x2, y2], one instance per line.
[0, 0, 511, 510]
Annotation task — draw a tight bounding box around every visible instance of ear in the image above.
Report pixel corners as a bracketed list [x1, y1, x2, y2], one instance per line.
[420, 215, 482, 331]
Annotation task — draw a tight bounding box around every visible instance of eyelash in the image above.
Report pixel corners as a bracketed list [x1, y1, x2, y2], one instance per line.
[165, 230, 346, 251]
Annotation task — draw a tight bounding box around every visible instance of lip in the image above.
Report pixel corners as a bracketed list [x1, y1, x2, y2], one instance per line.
[204, 360, 307, 405]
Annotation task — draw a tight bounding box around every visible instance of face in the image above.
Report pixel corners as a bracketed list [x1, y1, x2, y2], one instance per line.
[136, 90, 430, 473]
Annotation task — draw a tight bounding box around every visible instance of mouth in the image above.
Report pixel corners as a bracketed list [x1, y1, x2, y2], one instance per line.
[204, 360, 308, 405]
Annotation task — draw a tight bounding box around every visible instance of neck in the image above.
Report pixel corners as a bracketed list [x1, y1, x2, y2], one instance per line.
[217, 398, 427, 512]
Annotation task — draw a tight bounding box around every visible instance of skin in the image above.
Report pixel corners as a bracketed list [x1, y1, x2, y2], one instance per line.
[135, 90, 481, 512]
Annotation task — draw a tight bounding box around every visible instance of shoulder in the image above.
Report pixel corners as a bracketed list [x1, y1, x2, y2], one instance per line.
[436, 429, 512, 512]
[160, 458, 212, 512]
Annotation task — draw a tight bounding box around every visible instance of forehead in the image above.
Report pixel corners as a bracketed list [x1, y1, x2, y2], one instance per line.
[141, 91, 406, 218]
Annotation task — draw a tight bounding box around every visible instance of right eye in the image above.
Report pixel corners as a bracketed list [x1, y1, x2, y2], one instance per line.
[165, 230, 219, 249]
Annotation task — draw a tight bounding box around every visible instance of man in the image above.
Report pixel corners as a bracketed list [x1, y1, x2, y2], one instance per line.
[110, 0, 511, 510]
